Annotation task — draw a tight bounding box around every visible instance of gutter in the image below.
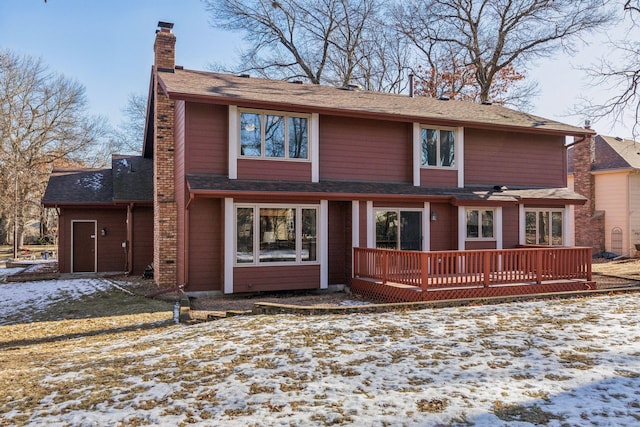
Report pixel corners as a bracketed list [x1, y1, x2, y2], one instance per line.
[565, 134, 588, 149]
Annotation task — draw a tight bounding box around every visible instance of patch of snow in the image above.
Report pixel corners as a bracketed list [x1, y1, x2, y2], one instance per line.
[339, 299, 372, 306]
[77, 173, 103, 191]
[0, 277, 113, 325]
[3, 279, 640, 426]
[0, 267, 25, 278]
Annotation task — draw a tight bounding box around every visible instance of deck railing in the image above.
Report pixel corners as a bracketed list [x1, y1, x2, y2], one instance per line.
[353, 247, 592, 290]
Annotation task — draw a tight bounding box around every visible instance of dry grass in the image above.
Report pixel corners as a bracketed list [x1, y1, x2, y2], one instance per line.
[2, 275, 640, 425]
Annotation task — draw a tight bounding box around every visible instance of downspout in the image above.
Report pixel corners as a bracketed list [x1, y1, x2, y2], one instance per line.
[565, 134, 588, 149]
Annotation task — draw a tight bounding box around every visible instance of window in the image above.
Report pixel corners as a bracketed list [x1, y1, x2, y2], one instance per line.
[375, 209, 422, 250]
[466, 209, 494, 239]
[421, 127, 455, 168]
[235, 205, 318, 265]
[240, 110, 309, 160]
[525, 209, 564, 246]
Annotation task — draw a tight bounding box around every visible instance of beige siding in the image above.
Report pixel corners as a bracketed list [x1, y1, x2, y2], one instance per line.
[595, 172, 629, 256]
[629, 174, 640, 257]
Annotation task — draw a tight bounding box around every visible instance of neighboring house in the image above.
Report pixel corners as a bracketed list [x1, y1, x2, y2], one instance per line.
[144, 22, 592, 295]
[568, 134, 640, 257]
[42, 155, 153, 275]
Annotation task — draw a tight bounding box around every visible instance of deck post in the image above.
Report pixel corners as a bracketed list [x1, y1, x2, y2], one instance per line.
[536, 249, 543, 285]
[353, 248, 359, 279]
[483, 252, 491, 287]
[421, 252, 429, 291]
[382, 250, 388, 284]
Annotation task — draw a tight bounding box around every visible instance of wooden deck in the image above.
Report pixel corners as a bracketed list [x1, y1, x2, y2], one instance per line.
[352, 247, 594, 302]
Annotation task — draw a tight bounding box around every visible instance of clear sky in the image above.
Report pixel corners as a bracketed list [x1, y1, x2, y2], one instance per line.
[1, 0, 635, 140]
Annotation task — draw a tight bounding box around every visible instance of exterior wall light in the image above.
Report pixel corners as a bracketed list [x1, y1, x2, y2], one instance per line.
[430, 211, 437, 221]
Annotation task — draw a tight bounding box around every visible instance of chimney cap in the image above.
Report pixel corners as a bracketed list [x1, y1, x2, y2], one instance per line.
[158, 21, 174, 30]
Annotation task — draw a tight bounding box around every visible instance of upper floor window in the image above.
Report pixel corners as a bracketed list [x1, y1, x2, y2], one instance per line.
[466, 208, 494, 239]
[240, 110, 309, 160]
[421, 127, 455, 168]
[525, 209, 563, 246]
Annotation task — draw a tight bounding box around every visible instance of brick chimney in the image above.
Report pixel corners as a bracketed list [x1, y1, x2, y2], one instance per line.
[153, 22, 177, 287]
[154, 21, 175, 71]
[572, 123, 605, 255]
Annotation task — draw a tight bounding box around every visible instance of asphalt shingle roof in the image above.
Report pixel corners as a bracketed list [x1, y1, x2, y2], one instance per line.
[186, 174, 586, 204]
[112, 155, 154, 201]
[158, 69, 593, 136]
[43, 156, 153, 206]
[568, 135, 640, 174]
[593, 135, 640, 171]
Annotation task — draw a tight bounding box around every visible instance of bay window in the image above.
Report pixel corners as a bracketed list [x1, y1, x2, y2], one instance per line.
[236, 205, 318, 265]
[239, 110, 309, 160]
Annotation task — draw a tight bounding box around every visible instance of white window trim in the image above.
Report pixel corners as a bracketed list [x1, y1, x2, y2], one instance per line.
[371, 206, 426, 250]
[234, 203, 321, 267]
[464, 207, 498, 241]
[224, 198, 234, 293]
[366, 201, 374, 248]
[320, 200, 328, 289]
[564, 205, 572, 246]
[311, 113, 319, 182]
[419, 124, 459, 170]
[423, 202, 431, 251]
[523, 207, 567, 246]
[228, 106, 238, 179]
[237, 108, 311, 162]
[456, 127, 464, 188]
[412, 123, 421, 186]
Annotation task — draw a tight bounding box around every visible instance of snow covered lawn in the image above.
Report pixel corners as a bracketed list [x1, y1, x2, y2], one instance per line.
[1, 277, 639, 426]
[0, 275, 114, 325]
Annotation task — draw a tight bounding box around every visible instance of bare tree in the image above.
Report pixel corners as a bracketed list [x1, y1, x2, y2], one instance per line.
[580, 2, 640, 137]
[396, 0, 614, 105]
[0, 49, 106, 250]
[204, 0, 409, 92]
[108, 93, 146, 155]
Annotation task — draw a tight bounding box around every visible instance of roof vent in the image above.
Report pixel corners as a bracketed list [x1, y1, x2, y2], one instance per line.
[291, 80, 304, 84]
[238, 73, 251, 78]
[481, 100, 493, 105]
[615, 136, 623, 141]
[438, 95, 450, 101]
[344, 83, 362, 91]
[175, 65, 184, 70]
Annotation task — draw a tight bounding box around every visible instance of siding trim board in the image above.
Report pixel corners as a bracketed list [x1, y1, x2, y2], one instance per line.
[224, 197, 234, 294]
[320, 200, 329, 289]
[228, 105, 238, 179]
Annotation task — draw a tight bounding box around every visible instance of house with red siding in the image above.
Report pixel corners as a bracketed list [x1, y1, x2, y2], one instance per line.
[44, 22, 595, 299]
[143, 22, 593, 298]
